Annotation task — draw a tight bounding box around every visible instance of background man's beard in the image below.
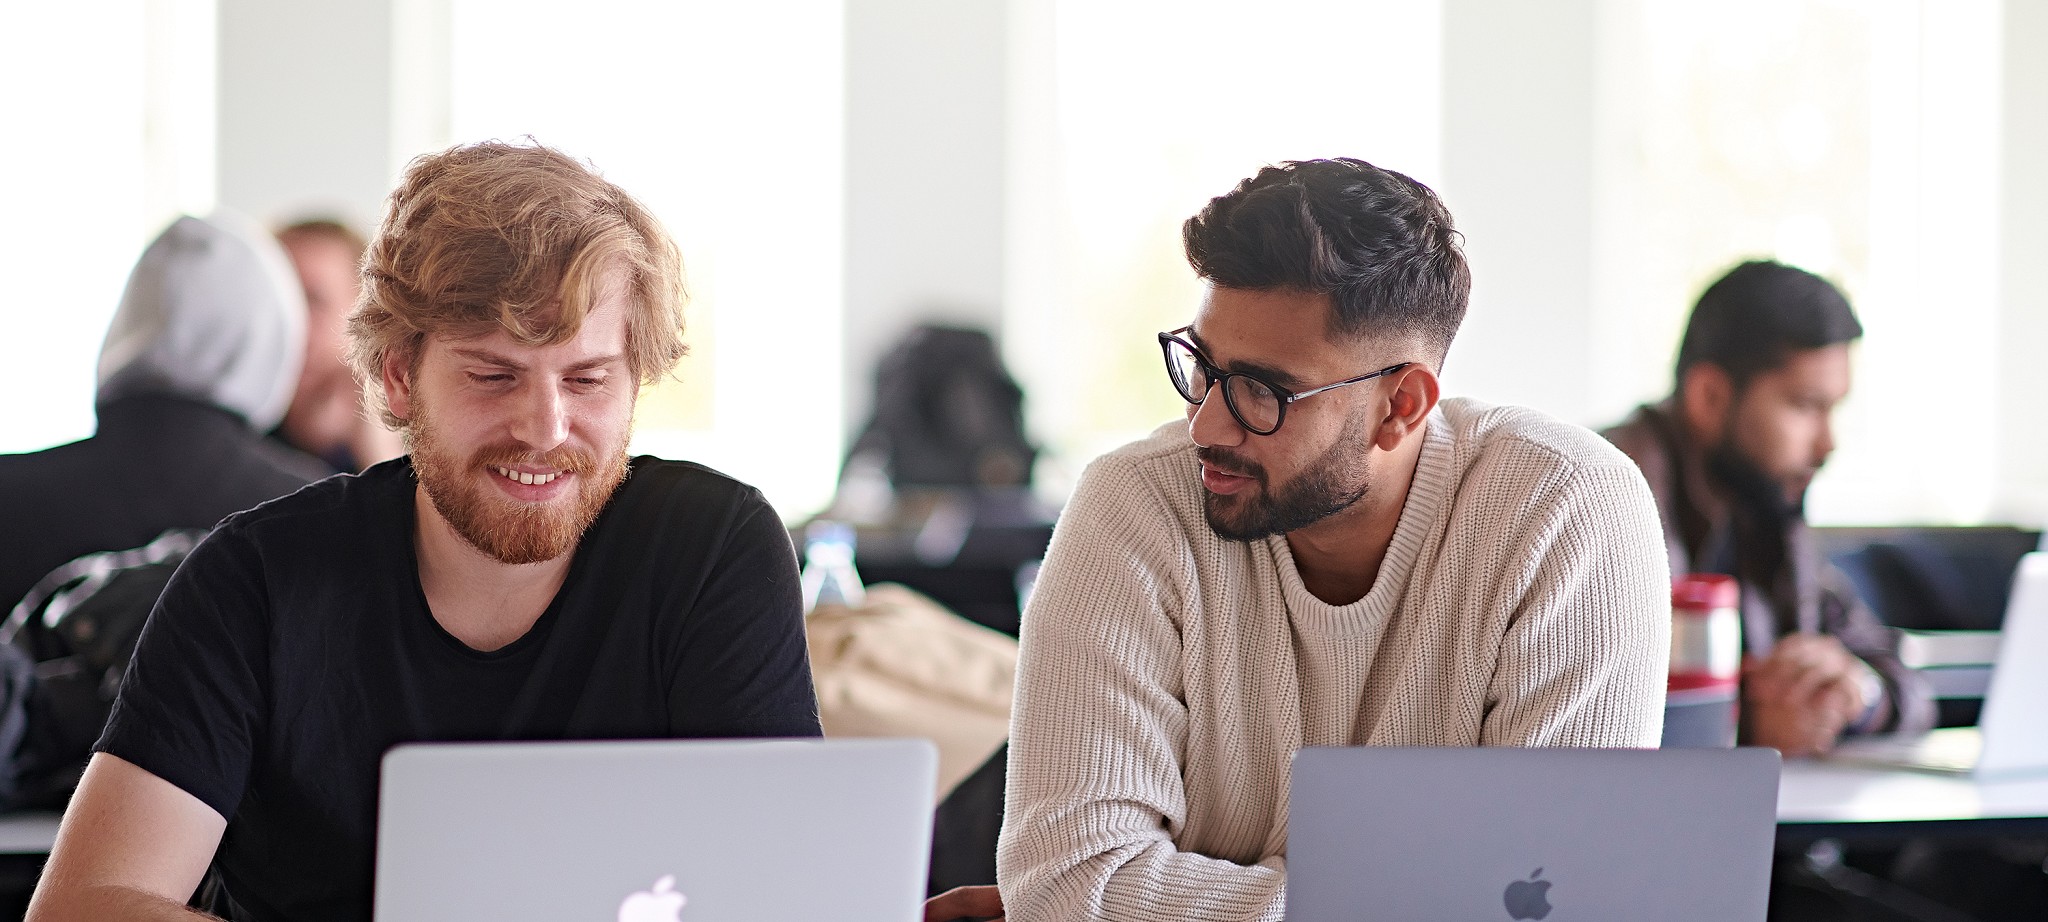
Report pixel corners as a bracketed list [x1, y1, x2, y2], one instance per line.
[1199, 414, 1373, 542]
[1706, 440, 1803, 523]
[1710, 403, 1807, 521]
[406, 408, 631, 565]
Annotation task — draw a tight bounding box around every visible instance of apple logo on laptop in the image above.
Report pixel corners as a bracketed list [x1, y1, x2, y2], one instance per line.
[618, 874, 687, 922]
[1502, 868, 1553, 920]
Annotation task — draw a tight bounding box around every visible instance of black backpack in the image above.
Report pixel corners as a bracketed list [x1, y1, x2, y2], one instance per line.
[0, 529, 203, 810]
[846, 325, 1038, 490]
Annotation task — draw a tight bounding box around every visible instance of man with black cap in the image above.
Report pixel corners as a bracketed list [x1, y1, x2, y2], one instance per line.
[1603, 260, 1934, 757]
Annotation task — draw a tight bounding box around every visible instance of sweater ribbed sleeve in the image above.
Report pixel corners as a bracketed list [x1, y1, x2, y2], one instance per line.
[996, 399, 1671, 922]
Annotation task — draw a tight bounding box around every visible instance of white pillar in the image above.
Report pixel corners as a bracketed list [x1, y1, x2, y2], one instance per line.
[842, 0, 1010, 446]
[215, 0, 448, 229]
[1437, 0, 1602, 424]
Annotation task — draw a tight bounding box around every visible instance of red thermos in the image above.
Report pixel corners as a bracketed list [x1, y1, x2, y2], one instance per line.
[1662, 574, 1741, 748]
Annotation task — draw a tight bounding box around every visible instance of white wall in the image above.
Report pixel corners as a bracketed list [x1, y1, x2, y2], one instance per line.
[216, 0, 427, 229]
[215, 0, 452, 229]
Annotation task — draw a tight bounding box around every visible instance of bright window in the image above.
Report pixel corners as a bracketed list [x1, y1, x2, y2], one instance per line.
[0, 0, 216, 455]
[449, 0, 846, 519]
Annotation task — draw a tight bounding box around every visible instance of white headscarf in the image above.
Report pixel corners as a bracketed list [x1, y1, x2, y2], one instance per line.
[94, 210, 309, 432]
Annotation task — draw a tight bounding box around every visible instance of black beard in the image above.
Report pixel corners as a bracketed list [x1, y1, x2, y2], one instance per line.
[1706, 441, 1802, 526]
[1199, 411, 1372, 542]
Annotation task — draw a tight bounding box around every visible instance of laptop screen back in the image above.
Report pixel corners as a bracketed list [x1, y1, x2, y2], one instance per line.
[1288, 746, 1779, 922]
[1980, 552, 2048, 777]
[373, 738, 935, 922]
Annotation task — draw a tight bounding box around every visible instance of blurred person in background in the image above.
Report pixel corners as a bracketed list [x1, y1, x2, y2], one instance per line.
[1602, 260, 1934, 758]
[273, 219, 401, 472]
[0, 212, 331, 613]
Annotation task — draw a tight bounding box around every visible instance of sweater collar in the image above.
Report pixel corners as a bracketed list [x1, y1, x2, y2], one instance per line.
[1272, 404, 1454, 637]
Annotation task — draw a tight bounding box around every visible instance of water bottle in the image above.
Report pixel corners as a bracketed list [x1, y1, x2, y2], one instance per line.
[801, 521, 866, 612]
[1662, 574, 1742, 748]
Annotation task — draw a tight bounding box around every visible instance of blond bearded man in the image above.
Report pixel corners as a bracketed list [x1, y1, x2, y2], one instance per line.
[28, 142, 820, 922]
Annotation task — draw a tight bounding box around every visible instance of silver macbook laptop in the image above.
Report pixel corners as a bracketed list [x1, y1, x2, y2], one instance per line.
[1829, 551, 2048, 778]
[1289, 746, 1780, 922]
[374, 737, 935, 922]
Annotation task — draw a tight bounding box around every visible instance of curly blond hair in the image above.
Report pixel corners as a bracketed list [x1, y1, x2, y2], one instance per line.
[347, 140, 687, 429]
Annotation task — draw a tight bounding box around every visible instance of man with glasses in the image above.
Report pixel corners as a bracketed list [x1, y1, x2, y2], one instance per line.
[977, 159, 1671, 922]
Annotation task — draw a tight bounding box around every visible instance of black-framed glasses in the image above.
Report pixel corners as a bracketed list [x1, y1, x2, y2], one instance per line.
[1157, 326, 1409, 436]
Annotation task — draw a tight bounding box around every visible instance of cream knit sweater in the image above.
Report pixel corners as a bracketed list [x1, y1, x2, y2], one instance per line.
[996, 398, 1671, 922]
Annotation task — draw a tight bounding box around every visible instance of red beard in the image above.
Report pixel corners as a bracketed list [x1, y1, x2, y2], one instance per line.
[406, 397, 630, 565]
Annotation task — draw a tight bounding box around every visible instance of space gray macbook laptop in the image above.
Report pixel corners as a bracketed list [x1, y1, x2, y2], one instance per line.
[1289, 746, 1780, 922]
[374, 737, 935, 922]
[1827, 551, 2048, 779]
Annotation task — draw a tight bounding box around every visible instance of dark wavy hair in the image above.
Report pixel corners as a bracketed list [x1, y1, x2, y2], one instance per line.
[1675, 260, 1861, 392]
[1182, 158, 1470, 365]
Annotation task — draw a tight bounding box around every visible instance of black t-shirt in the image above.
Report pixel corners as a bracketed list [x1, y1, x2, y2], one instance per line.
[96, 456, 821, 922]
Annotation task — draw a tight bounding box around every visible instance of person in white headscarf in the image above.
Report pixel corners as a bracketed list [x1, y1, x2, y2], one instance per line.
[0, 211, 334, 612]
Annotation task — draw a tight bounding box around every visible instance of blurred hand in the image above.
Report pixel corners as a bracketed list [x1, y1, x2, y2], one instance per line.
[924, 884, 1004, 922]
[1742, 633, 1868, 757]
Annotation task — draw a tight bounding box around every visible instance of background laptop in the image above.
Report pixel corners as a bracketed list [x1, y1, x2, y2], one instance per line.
[1828, 551, 2048, 778]
[1289, 746, 1780, 922]
[374, 737, 935, 922]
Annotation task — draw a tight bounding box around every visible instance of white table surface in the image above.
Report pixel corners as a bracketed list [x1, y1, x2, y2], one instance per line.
[1778, 757, 2048, 824]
